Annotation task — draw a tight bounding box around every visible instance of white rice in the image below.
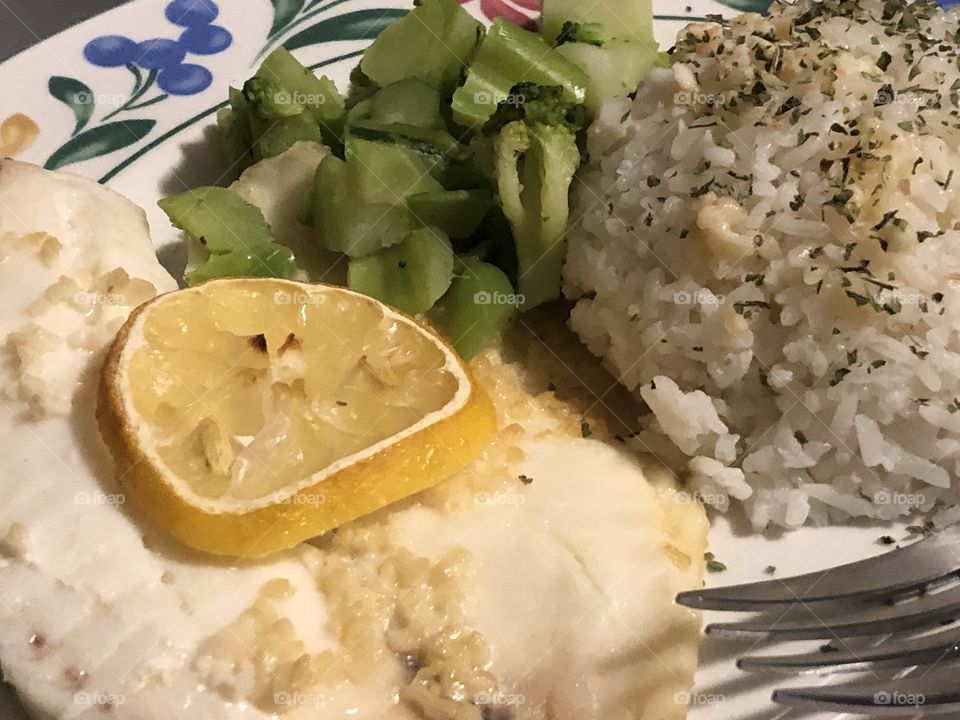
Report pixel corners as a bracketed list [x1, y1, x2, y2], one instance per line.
[564, 0, 960, 530]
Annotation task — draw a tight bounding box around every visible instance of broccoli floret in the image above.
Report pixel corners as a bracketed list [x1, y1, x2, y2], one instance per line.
[494, 120, 580, 310]
[483, 82, 590, 136]
[347, 65, 379, 108]
[521, 84, 590, 130]
[242, 76, 304, 119]
[555, 21, 606, 47]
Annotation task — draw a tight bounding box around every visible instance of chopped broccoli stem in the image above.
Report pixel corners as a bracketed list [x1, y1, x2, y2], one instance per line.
[256, 113, 324, 159]
[360, 0, 483, 94]
[452, 18, 587, 129]
[160, 187, 273, 255]
[366, 79, 446, 129]
[312, 155, 417, 258]
[216, 107, 253, 174]
[159, 187, 296, 285]
[216, 88, 256, 172]
[439, 258, 517, 359]
[541, 0, 653, 45]
[556, 41, 660, 111]
[494, 121, 580, 310]
[255, 48, 344, 127]
[186, 244, 298, 285]
[346, 81, 465, 162]
[347, 123, 466, 163]
[407, 189, 493, 238]
[347, 227, 455, 315]
[346, 137, 444, 206]
[555, 21, 606, 47]
[542, 0, 658, 110]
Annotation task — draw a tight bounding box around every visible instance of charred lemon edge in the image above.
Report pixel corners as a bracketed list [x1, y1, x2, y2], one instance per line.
[97, 278, 498, 559]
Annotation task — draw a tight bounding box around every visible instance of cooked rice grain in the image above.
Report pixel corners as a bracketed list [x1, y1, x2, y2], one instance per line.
[564, 0, 960, 529]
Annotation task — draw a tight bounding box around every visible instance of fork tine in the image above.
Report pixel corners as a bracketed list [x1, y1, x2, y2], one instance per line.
[676, 526, 960, 611]
[773, 672, 960, 716]
[705, 582, 960, 639]
[738, 625, 960, 673]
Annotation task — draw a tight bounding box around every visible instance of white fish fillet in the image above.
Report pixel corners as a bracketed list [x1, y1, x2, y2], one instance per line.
[0, 159, 706, 720]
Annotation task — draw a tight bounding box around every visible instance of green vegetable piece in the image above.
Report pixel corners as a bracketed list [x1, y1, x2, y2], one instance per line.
[556, 40, 660, 111]
[346, 136, 444, 205]
[704, 552, 727, 573]
[159, 187, 297, 285]
[440, 259, 516, 359]
[541, 0, 653, 45]
[367, 79, 445, 129]
[312, 155, 416, 257]
[407, 189, 493, 238]
[348, 64, 379, 106]
[257, 113, 324, 159]
[494, 121, 580, 310]
[484, 82, 590, 136]
[221, 49, 344, 163]
[360, 0, 483, 94]
[522, 85, 590, 130]
[160, 187, 273, 255]
[346, 80, 464, 163]
[216, 87, 255, 172]
[541, 0, 657, 110]
[228, 85, 250, 115]
[451, 18, 587, 128]
[555, 21, 607, 47]
[348, 123, 465, 163]
[187, 244, 299, 285]
[216, 107, 253, 174]
[242, 76, 306, 119]
[255, 48, 345, 138]
[347, 227, 454, 315]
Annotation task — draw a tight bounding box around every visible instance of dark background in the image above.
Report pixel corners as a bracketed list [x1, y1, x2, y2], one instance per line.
[1, 0, 129, 61]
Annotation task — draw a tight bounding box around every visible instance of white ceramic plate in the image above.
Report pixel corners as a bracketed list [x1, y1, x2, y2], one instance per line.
[0, 1, 913, 718]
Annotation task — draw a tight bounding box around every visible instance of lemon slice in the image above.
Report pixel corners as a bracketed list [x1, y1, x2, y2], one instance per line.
[97, 278, 496, 558]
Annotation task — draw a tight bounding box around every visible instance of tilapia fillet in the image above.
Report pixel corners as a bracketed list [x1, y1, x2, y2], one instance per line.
[0, 160, 707, 720]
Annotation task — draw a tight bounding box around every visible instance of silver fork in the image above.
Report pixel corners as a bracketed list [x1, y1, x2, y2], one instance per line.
[676, 524, 960, 716]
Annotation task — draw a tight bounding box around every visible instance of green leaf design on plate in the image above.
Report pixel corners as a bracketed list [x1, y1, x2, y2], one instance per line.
[48, 76, 95, 136]
[716, 0, 772, 11]
[283, 8, 407, 52]
[270, 0, 306, 35]
[44, 119, 156, 171]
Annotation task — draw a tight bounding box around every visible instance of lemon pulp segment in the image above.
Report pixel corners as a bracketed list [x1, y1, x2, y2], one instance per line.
[99, 279, 496, 557]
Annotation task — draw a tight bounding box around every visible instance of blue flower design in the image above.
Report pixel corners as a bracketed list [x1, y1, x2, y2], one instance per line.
[157, 63, 214, 95]
[83, 0, 230, 96]
[83, 35, 139, 67]
[165, 0, 219, 27]
[134, 38, 187, 69]
[179, 25, 233, 55]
